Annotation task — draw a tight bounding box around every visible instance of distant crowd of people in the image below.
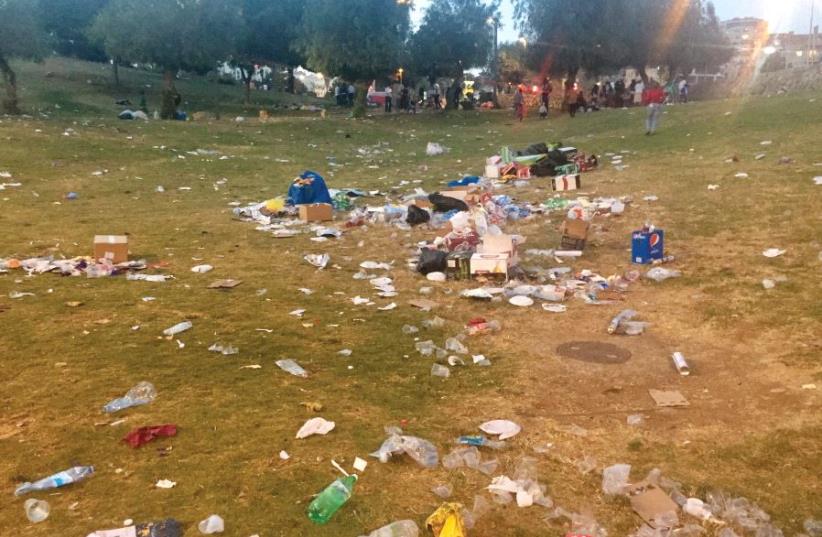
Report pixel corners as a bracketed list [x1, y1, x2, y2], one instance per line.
[511, 75, 691, 134]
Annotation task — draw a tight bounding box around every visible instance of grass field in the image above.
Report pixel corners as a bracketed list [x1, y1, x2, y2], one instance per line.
[1, 58, 821, 537]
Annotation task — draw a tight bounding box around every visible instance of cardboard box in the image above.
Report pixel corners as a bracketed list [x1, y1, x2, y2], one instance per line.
[470, 252, 510, 278]
[484, 165, 500, 178]
[93, 235, 128, 263]
[631, 228, 664, 264]
[447, 184, 479, 192]
[552, 174, 581, 191]
[446, 251, 473, 280]
[478, 234, 515, 255]
[298, 203, 333, 222]
[560, 219, 590, 251]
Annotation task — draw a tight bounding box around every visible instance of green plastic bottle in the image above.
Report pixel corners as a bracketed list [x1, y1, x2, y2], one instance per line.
[307, 475, 357, 524]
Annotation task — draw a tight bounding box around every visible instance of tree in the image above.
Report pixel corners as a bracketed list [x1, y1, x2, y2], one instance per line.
[514, 0, 620, 86]
[89, 0, 243, 119]
[0, 0, 47, 114]
[39, 0, 110, 62]
[297, 0, 411, 118]
[498, 42, 528, 84]
[240, 0, 305, 96]
[409, 0, 499, 108]
[515, 0, 732, 87]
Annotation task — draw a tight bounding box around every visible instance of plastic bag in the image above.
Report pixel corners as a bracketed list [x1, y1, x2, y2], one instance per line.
[407, 204, 431, 226]
[418, 249, 448, 275]
[429, 193, 468, 213]
[602, 463, 631, 495]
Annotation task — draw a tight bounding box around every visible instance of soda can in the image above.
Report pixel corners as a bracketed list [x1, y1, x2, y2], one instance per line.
[672, 352, 690, 376]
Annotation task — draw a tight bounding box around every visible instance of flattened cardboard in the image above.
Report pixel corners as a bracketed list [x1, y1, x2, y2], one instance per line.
[648, 389, 689, 407]
[630, 485, 679, 528]
[93, 235, 129, 263]
[298, 203, 333, 222]
[408, 299, 439, 311]
[207, 279, 243, 289]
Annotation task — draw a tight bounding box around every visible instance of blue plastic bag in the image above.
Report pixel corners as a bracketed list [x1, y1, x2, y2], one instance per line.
[287, 171, 332, 205]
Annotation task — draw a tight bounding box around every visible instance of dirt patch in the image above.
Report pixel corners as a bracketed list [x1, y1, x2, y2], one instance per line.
[556, 340, 632, 364]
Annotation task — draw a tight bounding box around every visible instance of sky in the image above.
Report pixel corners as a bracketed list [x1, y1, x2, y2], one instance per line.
[410, 0, 818, 43]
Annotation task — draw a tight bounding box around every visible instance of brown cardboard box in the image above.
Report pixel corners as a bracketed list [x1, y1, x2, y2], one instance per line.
[298, 203, 333, 222]
[93, 235, 128, 263]
[560, 219, 590, 240]
[560, 219, 590, 251]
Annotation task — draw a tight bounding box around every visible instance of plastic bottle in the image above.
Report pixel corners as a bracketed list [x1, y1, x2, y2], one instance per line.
[362, 519, 419, 537]
[15, 466, 95, 496]
[24, 499, 50, 522]
[307, 475, 357, 524]
[607, 309, 636, 334]
[162, 321, 192, 336]
[103, 381, 157, 413]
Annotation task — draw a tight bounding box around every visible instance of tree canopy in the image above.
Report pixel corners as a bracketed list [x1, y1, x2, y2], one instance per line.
[0, 0, 47, 113]
[514, 0, 732, 81]
[409, 0, 499, 80]
[89, 0, 244, 74]
[297, 0, 410, 83]
[40, 0, 110, 61]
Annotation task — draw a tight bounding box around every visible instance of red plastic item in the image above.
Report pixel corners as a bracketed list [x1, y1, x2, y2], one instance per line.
[123, 424, 178, 448]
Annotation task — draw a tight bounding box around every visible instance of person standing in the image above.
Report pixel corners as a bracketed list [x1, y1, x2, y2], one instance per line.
[642, 80, 665, 135]
[384, 83, 393, 113]
[513, 85, 525, 121]
[678, 78, 688, 103]
[347, 83, 355, 106]
[432, 82, 441, 110]
[540, 77, 552, 111]
[633, 78, 645, 106]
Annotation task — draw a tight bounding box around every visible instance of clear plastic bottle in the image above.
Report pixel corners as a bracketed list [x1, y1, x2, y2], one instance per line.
[307, 475, 357, 524]
[103, 381, 157, 413]
[15, 466, 95, 496]
[24, 499, 50, 522]
[362, 519, 419, 537]
[162, 321, 192, 336]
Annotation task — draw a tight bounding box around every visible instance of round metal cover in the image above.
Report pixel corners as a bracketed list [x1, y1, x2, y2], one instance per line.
[556, 341, 631, 364]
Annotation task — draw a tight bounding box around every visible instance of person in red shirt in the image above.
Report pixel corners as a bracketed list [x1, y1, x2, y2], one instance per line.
[642, 80, 666, 135]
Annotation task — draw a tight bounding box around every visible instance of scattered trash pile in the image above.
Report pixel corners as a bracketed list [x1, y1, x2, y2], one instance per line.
[8, 137, 817, 537]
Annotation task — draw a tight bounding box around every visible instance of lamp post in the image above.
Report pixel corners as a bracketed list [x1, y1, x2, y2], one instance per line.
[487, 15, 500, 101]
[398, 67, 404, 84]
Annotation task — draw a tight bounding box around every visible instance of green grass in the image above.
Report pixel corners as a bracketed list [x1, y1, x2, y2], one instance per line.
[1, 59, 821, 536]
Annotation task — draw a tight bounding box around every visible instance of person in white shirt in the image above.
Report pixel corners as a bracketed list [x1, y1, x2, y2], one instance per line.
[384, 84, 393, 112]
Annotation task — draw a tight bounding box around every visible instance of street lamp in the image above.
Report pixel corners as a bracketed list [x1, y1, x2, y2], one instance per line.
[398, 67, 404, 84]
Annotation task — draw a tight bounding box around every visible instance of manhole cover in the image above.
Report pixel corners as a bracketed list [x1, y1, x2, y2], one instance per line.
[556, 341, 631, 364]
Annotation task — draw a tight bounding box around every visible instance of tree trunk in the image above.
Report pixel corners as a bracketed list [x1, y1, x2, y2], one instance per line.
[0, 54, 20, 115]
[160, 69, 178, 120]
[639, 66, 650, 85]
[287, 66, 295, 94]
[113, 58, 120, 88]
[352, 81, 368, 119]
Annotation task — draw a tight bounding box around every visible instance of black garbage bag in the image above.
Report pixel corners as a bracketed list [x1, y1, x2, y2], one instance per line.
[532, 148, 570, 177]
[519, 142, 549, 156]
[429, 193, 469, 213]
[417, 248, 448, 274]
[407, 204, 431, 226]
